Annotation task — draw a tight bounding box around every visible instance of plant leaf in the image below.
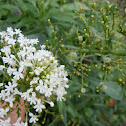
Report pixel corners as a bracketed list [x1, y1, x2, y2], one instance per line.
[57, 101, 67, 125]
[87, 77, 123, 100]
[0, 4, 19, 10]
[48, 8, 76, 24]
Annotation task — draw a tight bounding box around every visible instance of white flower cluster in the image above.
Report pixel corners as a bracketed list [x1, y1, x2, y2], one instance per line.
[0, 27, 69, 125]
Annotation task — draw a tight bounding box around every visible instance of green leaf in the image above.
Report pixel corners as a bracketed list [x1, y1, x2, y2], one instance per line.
[48, 8, 76, 24]
[6, 15, 21, 23]
[50, 0, 59, 7]
[0, 4, 19, 10]
[87, 77, 123, 100]
[57, 101, 67, 125]
[57, 101, 63, 114]
[15, 17, 34, 28]
[14, 0, 39, 17]
[26, 0, 37, 7]
[85, 108, 94, 117]
[0, 9, 8, 18]
[66, 100, 79, 118]
[102, 81, 123, 100]
[61, 3, 80, 11]
[0, 71, 2, 76]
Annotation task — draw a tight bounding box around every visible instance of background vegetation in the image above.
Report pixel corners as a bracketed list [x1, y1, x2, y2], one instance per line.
[0, 0, 126, 125]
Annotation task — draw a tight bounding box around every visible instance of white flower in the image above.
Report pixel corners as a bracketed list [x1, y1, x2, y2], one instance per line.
[81, 88, 86, 93]
[68, 51, 77, 62]
[13, 88, 22, 95]
[5, 95, 15, 108]
[5, 81, 17, 94]
[27, 92, 37, 105]
[0, 90, 9, 100]
[0, 27, 69, 124]
[13, 71, 24, 80]
[7, 67, 17, 76]
[24, 122, 28, 126]
[49, 101, 54, 107]
[29, 112, 38, 123]
[103, 56, 111, 63]
[34, 67, 44, 76]
[7, 27, 14, 37]
[33, 99, 45, 113]
[2, 56, 16, 66]
[78, 35, 83, 41]
[13, 117, 26, 126]
[55, 87, 67, 101]
[7, 38, 16, 45]
[19, 60, 32, 72]
[0, 83, 3, 87]
[35, 79, 44, 93]
[1, 46, 11, 55]
[44, 85, 52, 97]
[21, 88, 33, 100]
[0, 107, 9, 118]
[0, 117, 11, 126]
[0, 31, 6, 39]
[30, 77, 39, 86]
[40, 45, 46, 49]
[15, 28, 21, 34]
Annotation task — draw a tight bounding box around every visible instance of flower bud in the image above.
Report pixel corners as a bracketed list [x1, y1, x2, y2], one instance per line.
[49, 102, 54, 107]
[101, 21, 104, 24]
[78, 36, 83, 41]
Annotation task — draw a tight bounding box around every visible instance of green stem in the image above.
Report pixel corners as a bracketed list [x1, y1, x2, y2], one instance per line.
[64, 45, 126, 56]
[81, 52, 83, 86]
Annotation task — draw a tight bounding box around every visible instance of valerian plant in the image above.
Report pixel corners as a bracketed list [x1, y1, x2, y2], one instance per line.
[63, 2, 126, 99]
[0, 0, 126, 125]
[0, 27, 69, 125]
[45, 1, 126, 125]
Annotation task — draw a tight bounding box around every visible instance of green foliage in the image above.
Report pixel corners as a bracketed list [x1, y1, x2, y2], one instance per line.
[0, 0, 126, 125]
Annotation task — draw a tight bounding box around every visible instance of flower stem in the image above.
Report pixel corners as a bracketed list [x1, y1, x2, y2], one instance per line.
[65, 45, 126, 56]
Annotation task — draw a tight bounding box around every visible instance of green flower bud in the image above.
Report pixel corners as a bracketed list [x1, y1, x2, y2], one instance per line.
[107, 4, 111, 11]
[48, 19, 51, 25]
[106, 25, 109, 29]
[91, 15, 94, 18]
[119, 78, 122, 82]
[85, 33, 89, 38]
[101, 21, 104, 24]
[84, 29, 86, 32]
